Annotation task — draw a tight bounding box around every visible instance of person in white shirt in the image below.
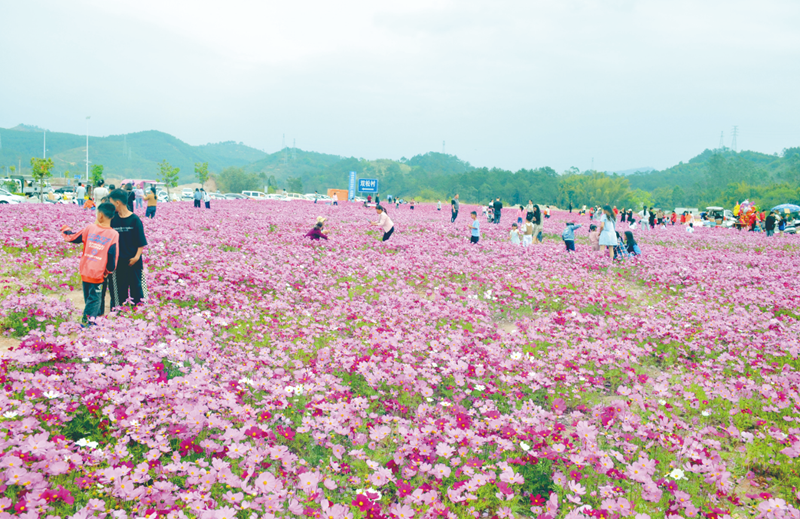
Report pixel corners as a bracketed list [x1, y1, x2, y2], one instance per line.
[437, 200, 441, 211]
[203, 189, 211, 209]
[686, 223, 694, 233]
[92, 181, 109, 204]
[75, 183, 86, 205]
[372, 205, 394, 241]
[510, 223, 521, 245]
[332, 192, 338, 206]
[134, 187, 145, 210]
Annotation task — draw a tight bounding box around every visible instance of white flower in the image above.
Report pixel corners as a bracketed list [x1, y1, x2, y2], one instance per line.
[82, 358, 91, 362]
[440, 401, 452, 407]
[239, 377, 255, 386]
[129, 420, 140, 427]
[426, 397, 433, 402]
[44, 391, 61, 399]
[510, 352, 522, 361]
[668, 469, 686, 480]
[3, 411, 18, 419]
[658, 399, 666, 406]
[701, 410, 711, 417]
[465, 390, 472, 395]
[285, 386, 295, 394]
[474, 384, 485, 391]
[520, 442, 531, 452]
[294, 384, 305, 395]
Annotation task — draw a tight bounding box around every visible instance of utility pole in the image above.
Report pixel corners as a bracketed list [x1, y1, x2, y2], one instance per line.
[731, 126, 738, 152]
[718, 131, 724, 151]
[85, 116, 91, 182]
[43, 129, 46, 159]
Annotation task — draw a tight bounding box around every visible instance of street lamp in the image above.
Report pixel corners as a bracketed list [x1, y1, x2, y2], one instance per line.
[85, 116, 91, 182]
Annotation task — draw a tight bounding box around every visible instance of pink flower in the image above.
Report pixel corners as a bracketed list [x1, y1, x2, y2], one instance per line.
[433, 464, 451, 479]
[370, 467, 393, 487]
[298, 472, 320, 493]
[391, 504, 415, 519]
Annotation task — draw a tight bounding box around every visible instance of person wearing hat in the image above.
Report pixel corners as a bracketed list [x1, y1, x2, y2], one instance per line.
[305, 216, 328, 241]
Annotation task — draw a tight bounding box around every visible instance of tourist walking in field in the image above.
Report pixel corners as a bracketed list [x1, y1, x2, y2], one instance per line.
[598, 205, 618, 261]
[134, 186, 144, 210]
[517, 205, 525, 226]
[469, 211, 480, 244]
[526, 200, 534, 221]
[193, 188, 202, 208]
[75, 183, 86, 205]
[451, 194, 459, 223]
[437, 200, 441, 211]
[493, 198, 503, 224]
[561, 222, 582, 252]
[373, 205, 395, 242]
[145, 188, 157, 219]
[107, 190, 149, 310]
[59, 202, 119, 324]
[203, 189, 210, 209]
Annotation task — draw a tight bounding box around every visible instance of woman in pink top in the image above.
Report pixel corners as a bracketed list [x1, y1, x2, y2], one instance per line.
[372, 205, 394, 241]
[517, 206, 525, 226]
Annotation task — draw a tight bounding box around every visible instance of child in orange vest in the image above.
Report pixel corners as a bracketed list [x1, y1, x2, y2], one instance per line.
[60, 202, 120, 324]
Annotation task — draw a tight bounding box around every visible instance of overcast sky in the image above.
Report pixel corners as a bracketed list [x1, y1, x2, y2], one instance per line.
[2, 0, 799, 172]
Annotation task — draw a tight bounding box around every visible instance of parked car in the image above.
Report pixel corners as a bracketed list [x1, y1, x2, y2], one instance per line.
[264, 194, 289, 201]
[224, 193, 247, 200]
[157, 191, 169, 203]
[0, 188, 26, 203]
[284, 192, 309, 201]
[0, 194, 22, 204]
[241, 191, 266, 200]
[54, 186, 76, 194]
[704, 207, 735, 228]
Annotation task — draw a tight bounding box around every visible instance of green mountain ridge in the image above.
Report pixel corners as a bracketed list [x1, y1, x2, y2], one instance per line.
[0, 126, 268, 181]
[1, 124, 797, 208]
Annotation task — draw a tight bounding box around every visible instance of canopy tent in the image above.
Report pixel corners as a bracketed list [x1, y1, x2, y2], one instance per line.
[772, 203, 800, 214]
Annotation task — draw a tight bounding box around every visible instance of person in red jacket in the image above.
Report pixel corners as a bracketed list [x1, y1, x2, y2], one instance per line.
[305, 217, 328, 241]
[670, 212, 677, 225]
[61, 202, 119, 324]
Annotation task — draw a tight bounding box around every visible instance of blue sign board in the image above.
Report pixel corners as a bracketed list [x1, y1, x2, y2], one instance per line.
[348, 171, 356, 200]
[358, 178, 378, 193]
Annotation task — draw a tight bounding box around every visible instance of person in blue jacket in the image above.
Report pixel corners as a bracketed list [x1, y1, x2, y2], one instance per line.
[624, 231, 641, 256]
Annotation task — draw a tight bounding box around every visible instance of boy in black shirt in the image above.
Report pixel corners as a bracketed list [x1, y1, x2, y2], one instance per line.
[107, 189, 148, 309]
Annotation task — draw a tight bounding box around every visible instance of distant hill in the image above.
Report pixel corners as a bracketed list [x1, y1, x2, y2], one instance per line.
[0, 126, 268, 181]
[615, 167, 654, 176]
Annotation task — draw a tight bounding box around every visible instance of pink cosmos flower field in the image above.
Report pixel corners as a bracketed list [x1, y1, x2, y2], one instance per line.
[1, 200, 799, 519]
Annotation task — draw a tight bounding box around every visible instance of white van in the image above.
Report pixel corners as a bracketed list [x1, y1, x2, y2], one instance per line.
[284, 192, 310, 201]
[241, 191, 266, 200]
